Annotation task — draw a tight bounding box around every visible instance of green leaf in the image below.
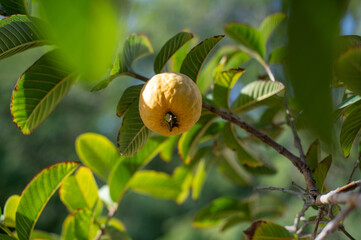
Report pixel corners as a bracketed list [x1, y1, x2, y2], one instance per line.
[38, 0, 121, 81]
[269, 45, 287, 64]
[74, 209, 95, 240]
[244, 220, 295, 239]
[213, 68, 246, 109]
[0, 0, 29, 15]
[223, 122, 261, 167]
[128, 170, 182, 200]
[337, 35, 361, 57]
[76, 133, 119, 181]
[191, 159, 206, 200]
[231, 80, 285, 113]
[30, 230, 60, 240]
[108, 136, 166, 202]
[259, 13, 286, 42]
[340, 109, 361, 157]
[335, 46, 361, 96]
[16, 161, 79, 240]
[312, 156, 332, 193]
[154, 31, 194, 74]
[116, 84, 144, 118]
[178, 112, 217, 164]
[59, 167, 99, 212]
[180, 35, 224, 82]
[119, 33, 153, 73]
[3, 195, 20, 228]
[0, 15, 46, 60]
[193, 197, 251, 228]
[225, 23, 266, 58]
[0, 234, 17, 240]
[10, 50, 78, 135]
[98, 185, 116, 208]
[159, 135, 180, 162]
[216, 154, 251, 186]
[61, 215, 75, 240]
[169, 34, 196, 73]
[99, 218, 130, 240]
[306, 140, 320, 171]
[117, 98, 151, 156]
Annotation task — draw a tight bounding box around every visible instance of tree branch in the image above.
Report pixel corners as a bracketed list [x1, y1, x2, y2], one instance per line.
[348, 155, 360, 184]
[255, 186, 305, 197]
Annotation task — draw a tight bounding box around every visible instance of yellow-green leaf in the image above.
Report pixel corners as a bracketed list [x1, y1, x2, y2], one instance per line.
[3, 195, 20, 228]
[244, 220, 295, 239]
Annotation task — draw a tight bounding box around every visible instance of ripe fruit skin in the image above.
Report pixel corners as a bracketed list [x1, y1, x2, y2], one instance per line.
[139, 72, 202, 136]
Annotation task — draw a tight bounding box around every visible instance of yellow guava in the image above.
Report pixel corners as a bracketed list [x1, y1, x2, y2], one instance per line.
[139, 72, 202, 136]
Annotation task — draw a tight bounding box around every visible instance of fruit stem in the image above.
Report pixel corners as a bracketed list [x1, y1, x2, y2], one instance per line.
[164, 112, 178, 132]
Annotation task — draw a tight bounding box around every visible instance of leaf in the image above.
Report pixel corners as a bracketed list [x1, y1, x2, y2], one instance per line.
[225, 23, 266, 58]
[337, 35, 361, 57]
[244, 220, 295, 239]
[154, 31, 193, 74]
[119, 33, 153, 73]
[0, 0, 29, 15]
[340, 109, 361, 157]
[0, 15, 46, 61]
[117, 98, 151, 156]
[335, 46, 361, 96]
[191, 159, 206, 200]
[178, 112, 217, 163]
[159, 135, 180, 162]
[0, 234, 17, 240]
[259, 13, 286, 42]
[180, 35, 224, 82]
[169, 34, 196, 73]
[128, 170, 182, 200]
[337, 95, 361, 110]
[116, 84, 144, 118]
[98, 185, 116, 208]
[30, 230, 60, 240]
[252, 196, 285, 220]
[312, 156, 332, 193]
[108, 136, 166, 202]
[193, 197, 251, 228]
[99, 218, 130, 240]
[74, 209, 95, 240]
[243, 164, 277, 175]
[213, 68, 246, 109]
[223, 122, 261, 167]
[3, 195, 20, 228]
[231, 80, 285, 113]
[306, 140, 320, 171]
[16, 161, 79, 240]
[269, 45, 287, 64]
[10, 50, 78, 135]
[76, 133, 119, 181]
[61, 215, 75, 240]
[59, 167, 99, 212]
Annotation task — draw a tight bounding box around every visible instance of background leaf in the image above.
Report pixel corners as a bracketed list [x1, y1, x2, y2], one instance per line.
[109, 136, 166, 202]
[11, 50, 78, 135]
[76, 133, 119, 181]
[128, 170, 182, 200]
[117, 98, 151, 156]
[191, 159, 206, 200]
[225, 23, 265, 58]
[0, 0, 29, 15]
[16, 162, 79, 240]
[213, 68, 246, 109]
[231, 80, 284, 113]
[312, 156, 332, 193]
[180, 35, 224, 82]
[59, 167, 99, 212]
[154, 31, 193, 74]
[159, 135, 180, 162]
[259, 13, 286, 42]
[116, 84, 144, 118]
[269, 45, 287, 64]
[0, 15, 46, 61]
[74, 209, 95, 240]
[3, 195, 20, 228]
[244, 220, 295, 239]
[340, 109, 361, 157]
[306, 140, 321, 171]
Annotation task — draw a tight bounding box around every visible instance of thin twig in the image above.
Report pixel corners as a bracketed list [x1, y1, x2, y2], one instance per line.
[94, 204, 118, 240]
[348, 156, 360, 184]
[292, 181, 306, 192]
[312, 207, 323, 240]
[286, 204, 309, 233]
[255, 186, 305, 197]
[339, 225, 356, 240]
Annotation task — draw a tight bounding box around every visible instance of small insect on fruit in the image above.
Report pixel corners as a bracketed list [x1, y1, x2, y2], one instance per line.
[139, 72, 202, 136]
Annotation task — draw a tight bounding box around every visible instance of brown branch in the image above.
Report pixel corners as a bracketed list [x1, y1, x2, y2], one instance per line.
[312, 207, 323, 240]
[202, 101, 317, 193]
[255, 186, 305, 197]
[348, 156, 360, 184]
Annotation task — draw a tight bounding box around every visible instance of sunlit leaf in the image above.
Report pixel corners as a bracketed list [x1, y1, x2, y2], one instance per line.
[117, 98, 151, 156]
[259, 13, 286, 42]
[231, 80, 284, 113]
[213, 68, 246, 109]
[11, 50, 78, 135]
[216, 154, 251, 186]
[178, 112, 217, 163]
[193, 197, 251, 228]
[180, 35, 224, 82]
[306, 140, 320, 171]
[109, 136, 166, 202]
[0, 15, 46, 60]
[59, 167, 98, 212]
[116, 84, 144, 118]
[74, 209, 94, 240]
[340, 109, 361, 157]
[0, 0, 29, 15]
[154, 31, 193, 74]
[244, 220, 295, 239]
[30, 230, 60, 240]
[76, 133, 119, 181]
[128, 170, 182, 200]
[61, 215, 75, 240]
[38, 0, 121, 81]
[225, 23, 265, 58]
[312, 156, 332, 193]
[3, 195, 20, 228]
[159, 135, 180, 162]
[191, 159, 206, 200]
[169, 33, 196, 73]
[16, 162, 79, 240]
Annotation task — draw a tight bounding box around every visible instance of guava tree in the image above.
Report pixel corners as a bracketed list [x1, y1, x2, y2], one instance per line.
[0, 0, 361, 240]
